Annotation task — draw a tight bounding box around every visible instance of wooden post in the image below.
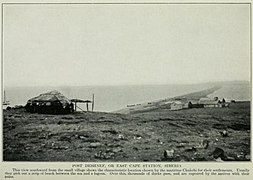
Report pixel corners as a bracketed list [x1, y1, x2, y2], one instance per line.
[75, 102, 77, 111]
[92, 94, 94, 111]
[86, 102, 89, 112]
[4, 90, 6, 102]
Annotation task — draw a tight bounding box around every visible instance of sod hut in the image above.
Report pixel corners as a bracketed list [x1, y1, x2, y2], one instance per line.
[25, 90, 74, 114]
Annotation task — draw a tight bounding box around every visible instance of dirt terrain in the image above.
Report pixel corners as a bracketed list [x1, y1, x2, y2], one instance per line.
[3, 102, 250, 162]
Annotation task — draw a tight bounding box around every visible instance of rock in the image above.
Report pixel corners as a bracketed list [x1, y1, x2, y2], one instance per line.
[133, 147, 139, 151]
[215, 157, 224, 162]
[107, 144, 114, 147]
[105, 148, 111, 153]
[201, 139, 209, 149]
[237, 154, 244, 160]
[227, 156, 236, 161]
[79, 136, 86, 139]
[78, 134, 89, 139]
[94, 151, 105, 159]
[37, 149, 43, 153]
[176, 143, 186, 148]
[245, 154, 250, 160]
[89, 142, 102, 148]
[77, 144, 83, 148]
[164, 149, 174, 158]
[220, 130, 228, 137]
[94, 151, 103, 159]
[134, 136, 142, 140]
[102, 129, 118, 135]
[118, 134, 125, 139]
[185, 147, 197, 152]
[210, 147, 226, 160]
[157, 139, 164, 144]
[112, 147, 123, 153]
[107, 143, 122, 148]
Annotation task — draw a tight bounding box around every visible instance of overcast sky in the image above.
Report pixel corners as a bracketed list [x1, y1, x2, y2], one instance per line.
[3, 4, 250, 87]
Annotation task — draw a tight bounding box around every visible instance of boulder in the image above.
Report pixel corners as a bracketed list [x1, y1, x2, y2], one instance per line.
[220, 130, 228, 137]
[245, 154, 250, 160]
[164, 149, 174, 158]
[201, 139, 209, 149]
[89, 142, 102, 148]
[210, 147, 226, 160]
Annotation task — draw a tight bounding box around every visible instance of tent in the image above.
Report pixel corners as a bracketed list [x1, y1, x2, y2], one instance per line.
[25, 90, 74, 114]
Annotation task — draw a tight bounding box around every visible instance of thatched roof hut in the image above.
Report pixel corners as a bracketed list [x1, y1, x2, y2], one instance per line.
[25, 90, 74, 114]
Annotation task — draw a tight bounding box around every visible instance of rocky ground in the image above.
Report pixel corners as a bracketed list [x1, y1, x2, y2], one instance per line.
[3, 102, 250, 162]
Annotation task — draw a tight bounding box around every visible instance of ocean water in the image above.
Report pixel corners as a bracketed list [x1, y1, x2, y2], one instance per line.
[4, 83, 250, 112]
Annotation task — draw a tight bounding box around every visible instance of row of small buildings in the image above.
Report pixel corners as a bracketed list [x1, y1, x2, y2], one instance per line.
[169, 97, 230, 111]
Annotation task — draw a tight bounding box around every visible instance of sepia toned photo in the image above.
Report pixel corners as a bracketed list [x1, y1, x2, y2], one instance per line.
[2, 2, 251, 163]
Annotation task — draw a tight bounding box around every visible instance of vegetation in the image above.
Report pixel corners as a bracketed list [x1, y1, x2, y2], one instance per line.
[3, 102, 250, 162]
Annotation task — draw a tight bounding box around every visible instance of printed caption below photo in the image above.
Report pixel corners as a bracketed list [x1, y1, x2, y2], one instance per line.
[4, 164, 250, 178]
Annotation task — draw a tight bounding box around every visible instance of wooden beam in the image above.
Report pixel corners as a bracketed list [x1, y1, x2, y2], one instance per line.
[92, 94, 94, 111]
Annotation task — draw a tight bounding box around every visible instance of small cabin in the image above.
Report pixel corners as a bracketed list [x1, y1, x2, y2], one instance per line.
[170, 101, 184, 111]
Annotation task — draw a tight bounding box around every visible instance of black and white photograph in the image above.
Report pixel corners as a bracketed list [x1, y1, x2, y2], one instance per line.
[2, 2, 251, 162]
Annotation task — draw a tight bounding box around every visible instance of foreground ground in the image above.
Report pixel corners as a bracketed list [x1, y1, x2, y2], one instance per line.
[3, 102, 250, 162]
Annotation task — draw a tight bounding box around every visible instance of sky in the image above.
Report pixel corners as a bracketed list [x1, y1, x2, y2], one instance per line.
[3, 4, 250, 87]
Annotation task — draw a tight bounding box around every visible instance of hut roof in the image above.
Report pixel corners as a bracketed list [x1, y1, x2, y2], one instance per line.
[70, 99, 92, 103]
[71, 98, 86, 103]
[171, 101, 183, 105]
[27, 90, 71, 105]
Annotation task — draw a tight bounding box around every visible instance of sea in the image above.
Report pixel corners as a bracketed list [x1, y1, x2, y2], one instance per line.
[3, 82, 251, 112]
